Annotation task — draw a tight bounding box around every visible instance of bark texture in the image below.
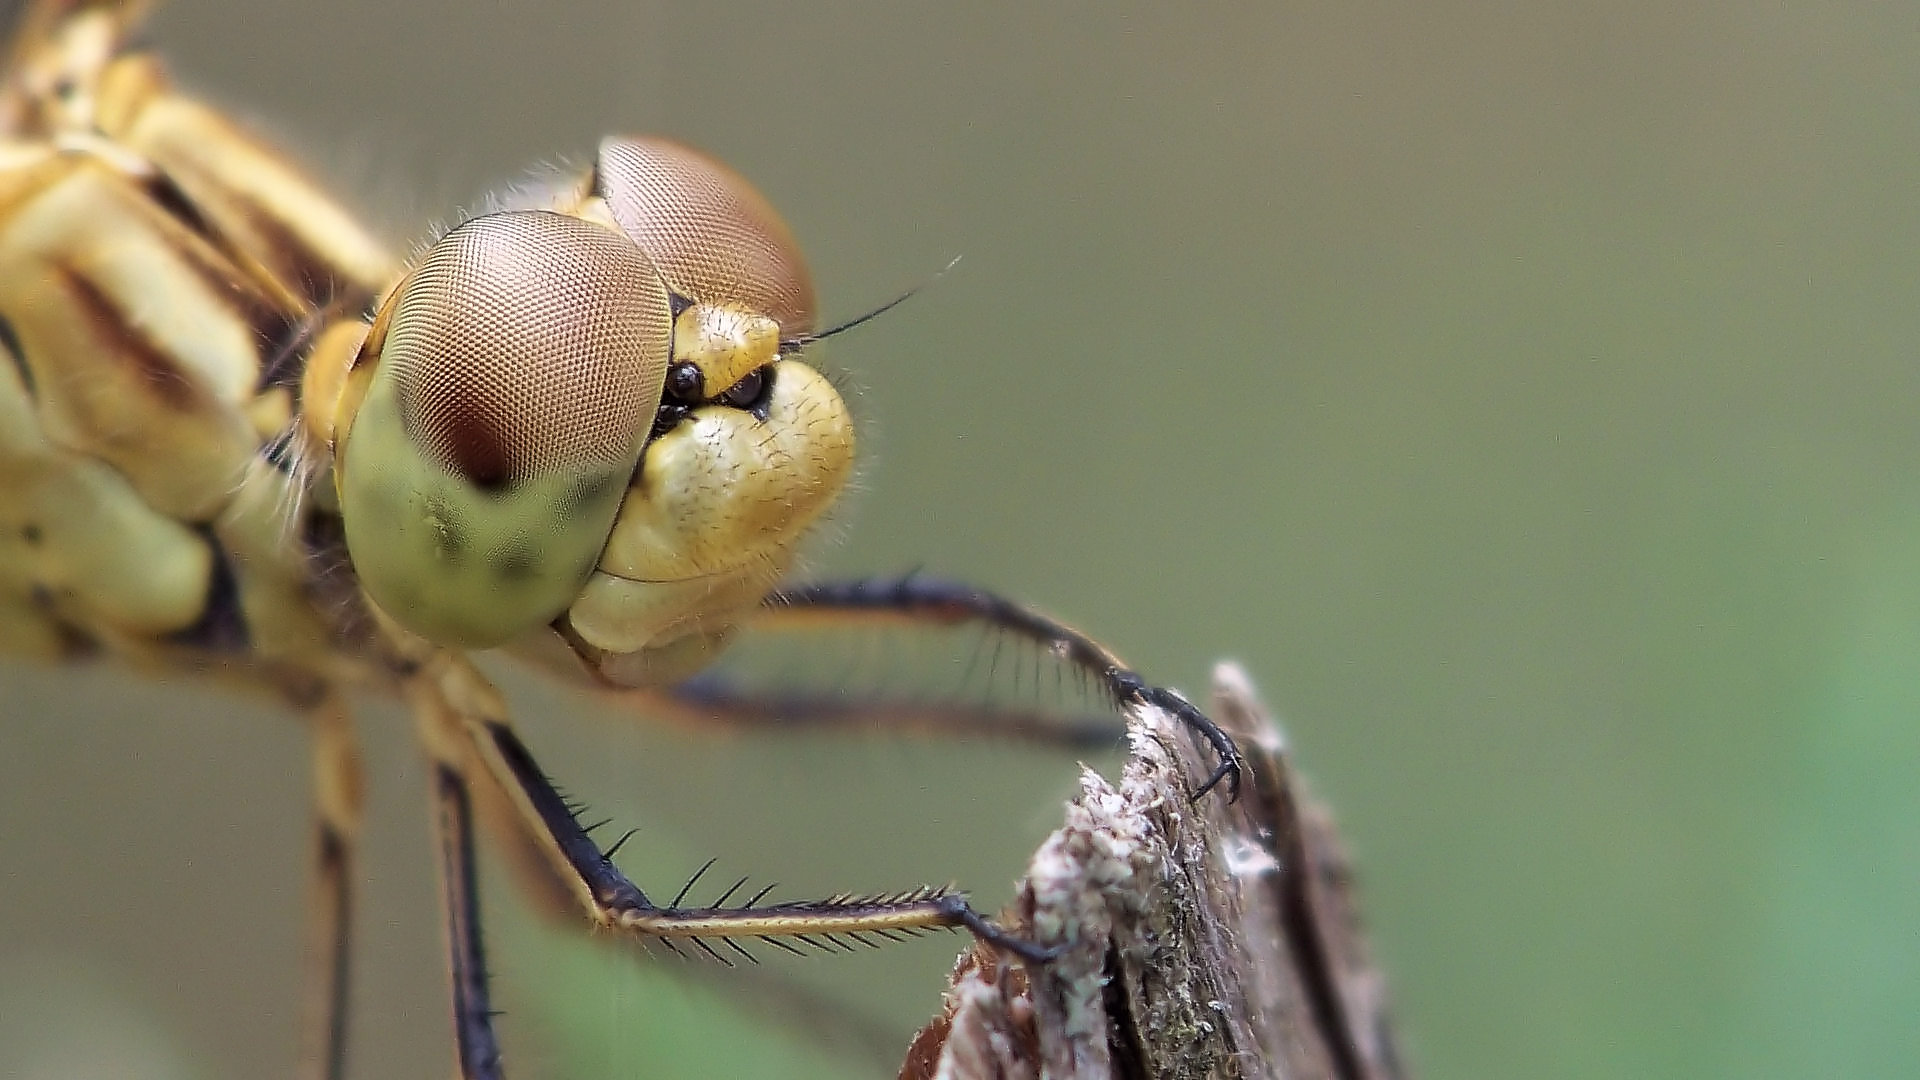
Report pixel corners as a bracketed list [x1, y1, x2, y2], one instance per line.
[900, 664, 1411, 1080]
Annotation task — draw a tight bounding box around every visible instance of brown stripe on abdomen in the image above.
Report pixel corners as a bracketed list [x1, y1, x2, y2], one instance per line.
[53, 263, 201, 411]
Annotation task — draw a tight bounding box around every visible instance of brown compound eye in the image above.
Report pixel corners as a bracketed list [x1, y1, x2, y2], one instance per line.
[335, 210, 673, 648]
[386, 211, 668, 487]
[595, 136, 816, 338]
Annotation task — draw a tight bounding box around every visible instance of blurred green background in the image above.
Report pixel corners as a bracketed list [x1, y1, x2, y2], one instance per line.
[3, 1, 1919, 1077]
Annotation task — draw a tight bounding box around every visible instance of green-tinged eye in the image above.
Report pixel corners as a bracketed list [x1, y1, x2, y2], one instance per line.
[335, 210, 671, 648]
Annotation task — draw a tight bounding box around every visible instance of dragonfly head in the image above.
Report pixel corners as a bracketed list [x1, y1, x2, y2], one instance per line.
[330, 139, 853, 662]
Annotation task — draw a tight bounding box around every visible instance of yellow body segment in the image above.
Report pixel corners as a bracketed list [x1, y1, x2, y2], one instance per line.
[0, 331, 209, 644]
[0, 24, 393, 680]
[95, 54, 393, 306]
[0, 149, 268, 519]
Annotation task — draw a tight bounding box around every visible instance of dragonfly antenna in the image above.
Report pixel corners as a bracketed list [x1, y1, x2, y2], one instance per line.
[789, 255, 963, 346]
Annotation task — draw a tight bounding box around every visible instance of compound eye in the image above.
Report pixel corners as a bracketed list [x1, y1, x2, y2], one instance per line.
[385, 211, 669, 488]
[337, 210, 673, 648]
[596, 136, 816, 337]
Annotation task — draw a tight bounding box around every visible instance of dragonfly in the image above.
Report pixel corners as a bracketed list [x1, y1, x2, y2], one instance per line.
[0, 1, 1243, 1077]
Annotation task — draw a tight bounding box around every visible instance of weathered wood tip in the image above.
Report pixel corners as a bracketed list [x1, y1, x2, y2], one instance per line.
[901, 663, 1411, 1080]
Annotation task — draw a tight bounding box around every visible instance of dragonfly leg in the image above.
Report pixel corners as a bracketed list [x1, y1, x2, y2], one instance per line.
[619, 677, 1127, 749]
[406, 678, 508, 1080]
[753, 576, 1247, 799]
[429, 757, 507, 1080]
[417, 657, 1058, 971]
[299, 693, 362, 1080]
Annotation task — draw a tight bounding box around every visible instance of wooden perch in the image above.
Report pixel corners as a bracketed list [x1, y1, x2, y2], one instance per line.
[899, 663, 1411, 1080]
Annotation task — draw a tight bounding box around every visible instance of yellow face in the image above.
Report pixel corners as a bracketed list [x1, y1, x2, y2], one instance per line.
[331, 137, 854, 674]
